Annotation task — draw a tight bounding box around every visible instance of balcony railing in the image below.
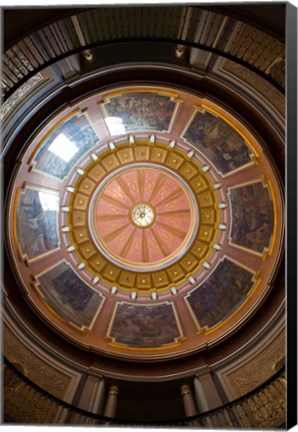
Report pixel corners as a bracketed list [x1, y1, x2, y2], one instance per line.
[3, 357, 286, 427]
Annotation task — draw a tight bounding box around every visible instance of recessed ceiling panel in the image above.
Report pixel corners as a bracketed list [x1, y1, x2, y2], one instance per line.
[32, 112, 100, 180]
[15, 186, 59, 261]
[182, 108, 254, 175]
[101, 90, 179, 134]
[228, 181, 275, 255]
[107, 302, 183, 349]
[35, 260, 103, 330]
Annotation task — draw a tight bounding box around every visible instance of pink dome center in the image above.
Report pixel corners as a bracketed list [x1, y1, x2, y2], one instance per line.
[93, 167, 197, 269]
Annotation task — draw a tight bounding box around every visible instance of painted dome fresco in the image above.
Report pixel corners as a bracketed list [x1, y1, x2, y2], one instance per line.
[7, 84, 284, 361]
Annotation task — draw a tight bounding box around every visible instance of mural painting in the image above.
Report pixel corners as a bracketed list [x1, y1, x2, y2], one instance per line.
[229, 182, 274, 254]
[34, 114, 99, 179]
[182, 110, 253, 174]
[186, 259, 255, 329]
[36, 262, 102, 329]
[109, 302, 182, 348]
[16, 187, 59, 260]
[102, 92, 177, 133]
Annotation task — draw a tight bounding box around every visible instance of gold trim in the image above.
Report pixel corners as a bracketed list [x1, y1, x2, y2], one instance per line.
[267, 180, 277, 256]
[107, 342, 183, 351]
[66, 140, 222, 293]
[180, 384, 191, 396]
[108, 386, 119, 396]
[102, 88, 179, 100]
[168, 98, 182, 134]
[13, 187, 22, 262]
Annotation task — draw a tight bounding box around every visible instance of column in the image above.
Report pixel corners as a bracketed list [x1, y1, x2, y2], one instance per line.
[77, 371, 105, 414]
[194, 371, 233, 428]
[194, 371, 222, 411]
[104, 385, 119, 418]
[180, 384, 198, 417]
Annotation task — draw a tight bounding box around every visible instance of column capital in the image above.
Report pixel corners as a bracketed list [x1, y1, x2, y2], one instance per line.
[180, 384, 198, 417]
[180, 384, 191, 396]
[195, 366, 212, 379]
[104, 385, 119, 418]
[109, 385, 119, 396]
[87, 369, 104, 380]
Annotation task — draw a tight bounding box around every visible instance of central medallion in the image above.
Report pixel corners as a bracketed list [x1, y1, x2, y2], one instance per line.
[131, 203, 155, 227]
[90, 165, 198, 271]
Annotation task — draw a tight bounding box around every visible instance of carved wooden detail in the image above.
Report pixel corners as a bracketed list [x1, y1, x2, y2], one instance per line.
[4, 325, 71, 399]
[229, 24, 284, 79]
[222, 60, 285, 115]
[226, 330, 285, 397]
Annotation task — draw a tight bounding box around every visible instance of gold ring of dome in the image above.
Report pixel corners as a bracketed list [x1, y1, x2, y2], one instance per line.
[66, 139, 223, 293]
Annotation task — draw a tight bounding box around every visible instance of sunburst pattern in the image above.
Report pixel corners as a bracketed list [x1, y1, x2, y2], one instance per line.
[93, 167, 196, 268]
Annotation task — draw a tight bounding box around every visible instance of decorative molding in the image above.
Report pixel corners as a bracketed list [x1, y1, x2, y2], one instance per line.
[221, 60, 285, 116]
[0, 73, 45, 121]
[229, 24, 284, 80]
[226, 330, 285, 397]
[4, 325, 72, 400]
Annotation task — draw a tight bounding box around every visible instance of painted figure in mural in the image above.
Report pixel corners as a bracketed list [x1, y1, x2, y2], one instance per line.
[110, 304, 180, 348]
[230, 183, 274, 253]
[37, 263, 102, 328]
[34, 115, 99, 179]
[104, 92, 176, 132]
[187, 259, 254, 329]
[183, 110, 252, 174]
[52, 269, 90, 311]
[17, 189, 58, 259]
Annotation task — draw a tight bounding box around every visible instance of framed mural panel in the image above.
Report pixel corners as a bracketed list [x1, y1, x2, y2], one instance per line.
[15, 185, 60, 262]
[100, 90, 180, 135]
[106, 301, 183, 348]
[31, 111, 100, 180]
[35, 261, 103, 330]
[228, 180, 275, 256]
[182, 108, 255, 176]
[185, 258, 257, 331]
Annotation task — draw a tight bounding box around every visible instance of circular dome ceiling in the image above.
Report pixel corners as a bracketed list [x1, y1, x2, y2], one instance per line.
[7, 85, 284, 360]
[90, 165, 198, 270]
